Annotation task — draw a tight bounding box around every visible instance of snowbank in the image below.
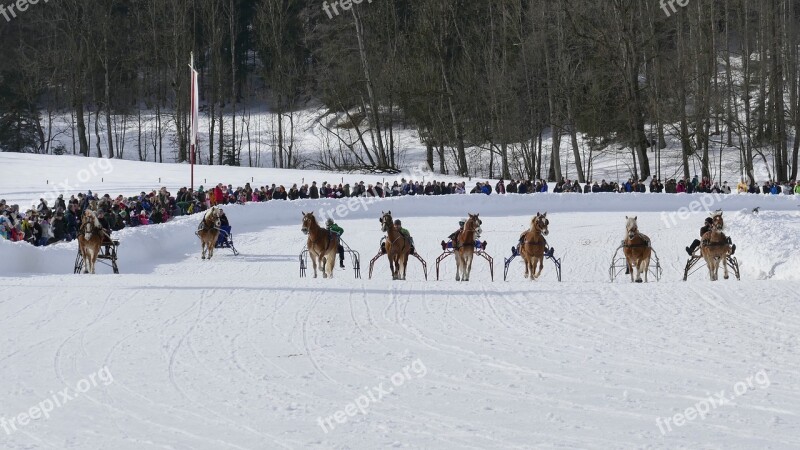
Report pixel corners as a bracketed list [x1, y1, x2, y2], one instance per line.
[2, 193, 797, 277]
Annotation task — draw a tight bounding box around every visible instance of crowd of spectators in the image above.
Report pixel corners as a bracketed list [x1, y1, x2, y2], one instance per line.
[1, 175, 797, 247]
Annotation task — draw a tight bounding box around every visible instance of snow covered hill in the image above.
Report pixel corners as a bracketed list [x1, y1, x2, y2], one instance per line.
[1, 157, 799, 449]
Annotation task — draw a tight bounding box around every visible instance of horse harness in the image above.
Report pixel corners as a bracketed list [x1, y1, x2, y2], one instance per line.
[453, 220, 481, 251]
[623, 232, 651, 249]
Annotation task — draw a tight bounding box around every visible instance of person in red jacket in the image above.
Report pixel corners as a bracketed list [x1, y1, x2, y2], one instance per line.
[213, 184, 224, 206]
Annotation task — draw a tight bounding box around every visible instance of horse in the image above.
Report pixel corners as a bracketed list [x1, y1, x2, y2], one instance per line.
[196, 206, 221, 260]
[521, 212, 549, 280]
[77, 210, 105, 274]
[701, 211, 731, 281]
[301, 211, 339, 279]
[380, 211, 411, 280]
[455, 213, 481, 281]
[622, 216, 652, 283]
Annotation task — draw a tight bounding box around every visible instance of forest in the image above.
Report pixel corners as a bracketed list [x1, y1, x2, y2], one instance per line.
[0, 0, 799, 183]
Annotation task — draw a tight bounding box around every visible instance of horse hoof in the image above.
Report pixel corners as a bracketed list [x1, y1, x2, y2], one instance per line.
[636, 279, 643, 283]
[202, 256, 206, 260]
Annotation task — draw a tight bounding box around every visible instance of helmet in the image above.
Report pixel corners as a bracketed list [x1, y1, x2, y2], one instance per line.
[459, 219, 466, 226]
[394, 219, 401, 226]
[705, 217, 713, 224]
[326, 218, 334, 226]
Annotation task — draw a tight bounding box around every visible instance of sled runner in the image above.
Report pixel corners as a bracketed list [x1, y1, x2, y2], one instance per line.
[74, 239, 120, 274]
[683, 254, 741, 281]
[504, 245, 562, 282]
[368, 241, 428, 280]
[609, 242, 663, 282]
[300, 238, 361, 279]
[215, 227, 239, 256]
[435, 244, 494, 281]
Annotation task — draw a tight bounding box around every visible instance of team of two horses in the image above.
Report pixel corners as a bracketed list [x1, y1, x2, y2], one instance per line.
[621, 211, 733, 283]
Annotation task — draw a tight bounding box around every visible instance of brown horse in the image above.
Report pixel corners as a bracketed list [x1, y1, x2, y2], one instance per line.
[197, 206, 221, 260]
[380, 211, 411, 280]
[455, 213, 482, 281]
[77, 210, 105, 274]
[701, 211, 731, 281]
[521, 212, 549, 280]
[302, 212, 339, 279]
[622, 216, 652, 283]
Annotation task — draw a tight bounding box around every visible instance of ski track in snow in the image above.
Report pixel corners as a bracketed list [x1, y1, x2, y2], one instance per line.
[2, 198, 800, 449]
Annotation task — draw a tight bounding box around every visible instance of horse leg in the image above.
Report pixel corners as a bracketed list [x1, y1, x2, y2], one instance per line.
[88, 249, 96, 274]
[390, 256, 398, 280]
[455, 251, 462, 281]
[464, 252, 474, 282]
[534, 256, 543, 280]
[639, 259, 646, 283]
[723, 254, 730, 280]
[310, 251, 319, 278]
[630, 258, 640, 283]
[201, 241, 207, 260]
[80, 246, 89, 274]
[627, 259, 634, 283]
[398, 255, 407, 281]
[326, 253, 336, 279]
[642, 258, 650, 283]
[707, 257, 717, 281]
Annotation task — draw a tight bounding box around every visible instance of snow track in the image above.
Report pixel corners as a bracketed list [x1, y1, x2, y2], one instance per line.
[2, 195, 800, 449]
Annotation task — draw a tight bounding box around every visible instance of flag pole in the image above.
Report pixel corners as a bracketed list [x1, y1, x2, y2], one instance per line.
[189, 52, 197, 192]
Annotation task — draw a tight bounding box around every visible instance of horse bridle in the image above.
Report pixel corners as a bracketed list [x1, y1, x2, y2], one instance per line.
[201, 215, 220, 232]
[463, 217, 481, 234]
[623, 225, 651, 248]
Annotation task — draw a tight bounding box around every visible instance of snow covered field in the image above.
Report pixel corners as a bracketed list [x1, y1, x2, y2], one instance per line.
[2, 156, 800, 449]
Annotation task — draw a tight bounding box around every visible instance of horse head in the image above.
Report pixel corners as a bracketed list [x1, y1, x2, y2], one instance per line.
[205, 207, 221, 228]
[533, 212, 549, 236]
[625, 216, 639, 240]
[711, 211, 725, 231]
[301, 211, 315, 235]
[465, 213, 482, 238]
[380, 211, 393, 233]
[81, 210, 101, 239]
[83, 210, 100, 229]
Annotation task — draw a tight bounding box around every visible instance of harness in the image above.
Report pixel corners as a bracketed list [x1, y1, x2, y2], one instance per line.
[622, 232, 650, 249]
[454, 221, 480, 250]
[701, 228, 729, 248]
[80, 221, 109, 239]
[308, 228, 338, 255]
[523, 228, 547, 247]
[197, 217, 220, 233]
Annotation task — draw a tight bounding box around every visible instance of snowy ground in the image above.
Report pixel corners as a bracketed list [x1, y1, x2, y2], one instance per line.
[2, 159, 800, 449]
